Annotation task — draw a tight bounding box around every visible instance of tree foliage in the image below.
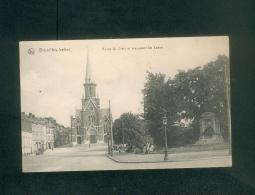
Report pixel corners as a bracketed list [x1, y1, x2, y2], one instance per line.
[54, 128, 70, 147]
[143, 55, 230, 147]
[113, 112, 145, 148]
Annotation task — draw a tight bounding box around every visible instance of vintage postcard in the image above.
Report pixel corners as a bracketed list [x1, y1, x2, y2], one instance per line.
[20, 36, 232, 172]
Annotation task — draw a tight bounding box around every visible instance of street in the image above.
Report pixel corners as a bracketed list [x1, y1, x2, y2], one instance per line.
[22, 144, 231, 172]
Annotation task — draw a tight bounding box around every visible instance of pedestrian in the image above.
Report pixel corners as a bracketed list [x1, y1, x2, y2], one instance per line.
[118, 145, 121, 155]
[150, 144, 154, 152]
[146, 142, 150, 154]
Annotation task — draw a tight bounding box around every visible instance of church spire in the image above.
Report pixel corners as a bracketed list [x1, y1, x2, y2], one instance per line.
[85, 49, 95, 84]
[84, 49, 97, 99]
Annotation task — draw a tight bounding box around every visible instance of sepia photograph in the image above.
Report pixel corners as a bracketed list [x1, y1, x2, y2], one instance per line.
[20, 36, 232, 172]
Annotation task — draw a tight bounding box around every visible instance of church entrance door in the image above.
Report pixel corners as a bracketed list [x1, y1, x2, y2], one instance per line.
[77, 136, 82, 144]
[90, 135, 97, 143]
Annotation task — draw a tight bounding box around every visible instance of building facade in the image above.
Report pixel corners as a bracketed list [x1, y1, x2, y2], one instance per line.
[71, 53, 111, 144]
[32, 122, 47, 152]
[45, 118, 55, 150]
[21, 112, 33, 155]
[21, 112, 72, 155]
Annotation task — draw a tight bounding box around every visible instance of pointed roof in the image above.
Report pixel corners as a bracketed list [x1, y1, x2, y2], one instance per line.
[85, 49, 95, 84]
[84, 98, 98, 111]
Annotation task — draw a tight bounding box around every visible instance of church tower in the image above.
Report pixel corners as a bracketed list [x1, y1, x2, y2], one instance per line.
[81, 51, 101, 144]
[82, 52, 100, 109]
[71, 51, 109, 145]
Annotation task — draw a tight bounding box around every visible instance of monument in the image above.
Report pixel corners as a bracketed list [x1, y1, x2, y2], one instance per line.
[196, 112, 224, 145]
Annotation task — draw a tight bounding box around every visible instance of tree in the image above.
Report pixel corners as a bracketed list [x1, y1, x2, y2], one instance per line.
[113, 112, 145, 148]
[172, 55, 230, 140]
[143, 55, 230, 147]
[143, 72, 173, 146]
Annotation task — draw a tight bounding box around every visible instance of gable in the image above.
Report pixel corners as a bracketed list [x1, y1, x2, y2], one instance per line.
[84, 98, 98, 111]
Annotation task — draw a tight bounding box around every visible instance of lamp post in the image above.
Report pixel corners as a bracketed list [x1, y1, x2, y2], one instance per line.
[163, 114, 168, 161]
[109, 100, 114, 156]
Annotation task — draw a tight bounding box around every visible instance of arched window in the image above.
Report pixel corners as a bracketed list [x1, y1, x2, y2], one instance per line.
[88, 115, 95, 126]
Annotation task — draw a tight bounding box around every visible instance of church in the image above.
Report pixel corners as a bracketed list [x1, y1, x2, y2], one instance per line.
[70, 53, 111, 145]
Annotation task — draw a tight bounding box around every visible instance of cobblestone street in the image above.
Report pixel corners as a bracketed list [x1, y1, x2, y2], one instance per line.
[23, 144, 231, 172]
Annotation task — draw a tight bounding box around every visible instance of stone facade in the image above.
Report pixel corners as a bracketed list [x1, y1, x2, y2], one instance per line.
[71, 53, 110, 144]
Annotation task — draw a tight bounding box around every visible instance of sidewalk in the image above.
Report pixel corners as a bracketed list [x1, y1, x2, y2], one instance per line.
[42, 143, 108, 156]
[107, 149, 231, 163]
[43, 147, 73, 155]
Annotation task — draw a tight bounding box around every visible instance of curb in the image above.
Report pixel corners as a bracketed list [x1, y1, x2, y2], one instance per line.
[106, 153, 231, 164]
[106, 154, 174, 163]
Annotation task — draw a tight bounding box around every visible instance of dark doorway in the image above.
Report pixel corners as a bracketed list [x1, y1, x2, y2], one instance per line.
[77, 136, 82, 144]
[90, 135, 97, 143]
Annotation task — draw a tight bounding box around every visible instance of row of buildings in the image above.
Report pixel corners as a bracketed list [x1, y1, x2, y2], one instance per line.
[21, 112, 70, 155]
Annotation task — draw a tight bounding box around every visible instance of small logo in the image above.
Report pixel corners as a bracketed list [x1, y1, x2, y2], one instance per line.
[28, 48, 35, 55]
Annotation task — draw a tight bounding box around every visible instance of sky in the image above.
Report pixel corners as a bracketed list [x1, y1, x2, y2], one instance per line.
[20, 36, 229, 127]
